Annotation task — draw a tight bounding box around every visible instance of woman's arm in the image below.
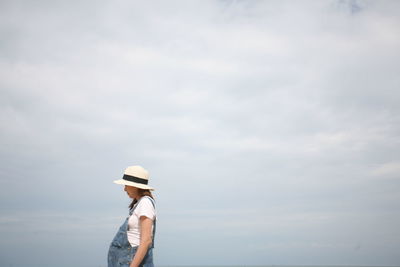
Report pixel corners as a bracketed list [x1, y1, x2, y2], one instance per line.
[129, 216, 153, 267]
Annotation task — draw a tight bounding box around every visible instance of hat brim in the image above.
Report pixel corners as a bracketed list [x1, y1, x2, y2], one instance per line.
[113, 179, 155, 191]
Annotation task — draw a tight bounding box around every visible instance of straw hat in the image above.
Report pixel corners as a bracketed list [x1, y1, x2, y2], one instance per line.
[113, 165, 154, 190]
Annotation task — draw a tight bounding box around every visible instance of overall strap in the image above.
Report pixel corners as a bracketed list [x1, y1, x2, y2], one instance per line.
[146, 196, 157, 249]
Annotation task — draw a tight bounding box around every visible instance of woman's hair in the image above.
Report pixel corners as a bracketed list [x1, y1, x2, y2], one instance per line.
[129, 188, 154, 210]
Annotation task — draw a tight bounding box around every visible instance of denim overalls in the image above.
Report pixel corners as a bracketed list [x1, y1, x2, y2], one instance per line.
[108, 197, 156, 267]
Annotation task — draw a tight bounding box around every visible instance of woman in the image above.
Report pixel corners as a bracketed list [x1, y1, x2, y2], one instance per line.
[108, 165, 156, 267]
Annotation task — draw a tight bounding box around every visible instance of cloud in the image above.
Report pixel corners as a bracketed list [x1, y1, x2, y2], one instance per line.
[371, 161, 400, 177]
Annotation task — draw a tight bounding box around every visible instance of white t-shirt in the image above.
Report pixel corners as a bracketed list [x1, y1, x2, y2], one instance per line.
[127, 196, 156, 247]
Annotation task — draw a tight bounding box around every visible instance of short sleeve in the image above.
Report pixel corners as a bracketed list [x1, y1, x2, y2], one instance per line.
[134, 197, 156, 221]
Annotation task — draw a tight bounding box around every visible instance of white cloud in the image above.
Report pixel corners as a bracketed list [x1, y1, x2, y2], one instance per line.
[371, 161, 400, 177]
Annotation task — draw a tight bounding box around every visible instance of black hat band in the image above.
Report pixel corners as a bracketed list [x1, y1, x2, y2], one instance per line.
[123, 174, 149, 185]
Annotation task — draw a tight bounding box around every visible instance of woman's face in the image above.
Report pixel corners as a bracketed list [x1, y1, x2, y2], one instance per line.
[124, 185, 140, 199]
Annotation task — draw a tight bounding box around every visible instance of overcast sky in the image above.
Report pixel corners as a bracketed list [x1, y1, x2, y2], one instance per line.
[1, 0, 400, 266]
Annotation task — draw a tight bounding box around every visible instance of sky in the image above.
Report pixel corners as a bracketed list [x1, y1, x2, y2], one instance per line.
[0, 0, 400, 266]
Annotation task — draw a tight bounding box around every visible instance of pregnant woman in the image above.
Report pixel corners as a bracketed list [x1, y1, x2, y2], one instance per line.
[108, 165, 156, 267]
